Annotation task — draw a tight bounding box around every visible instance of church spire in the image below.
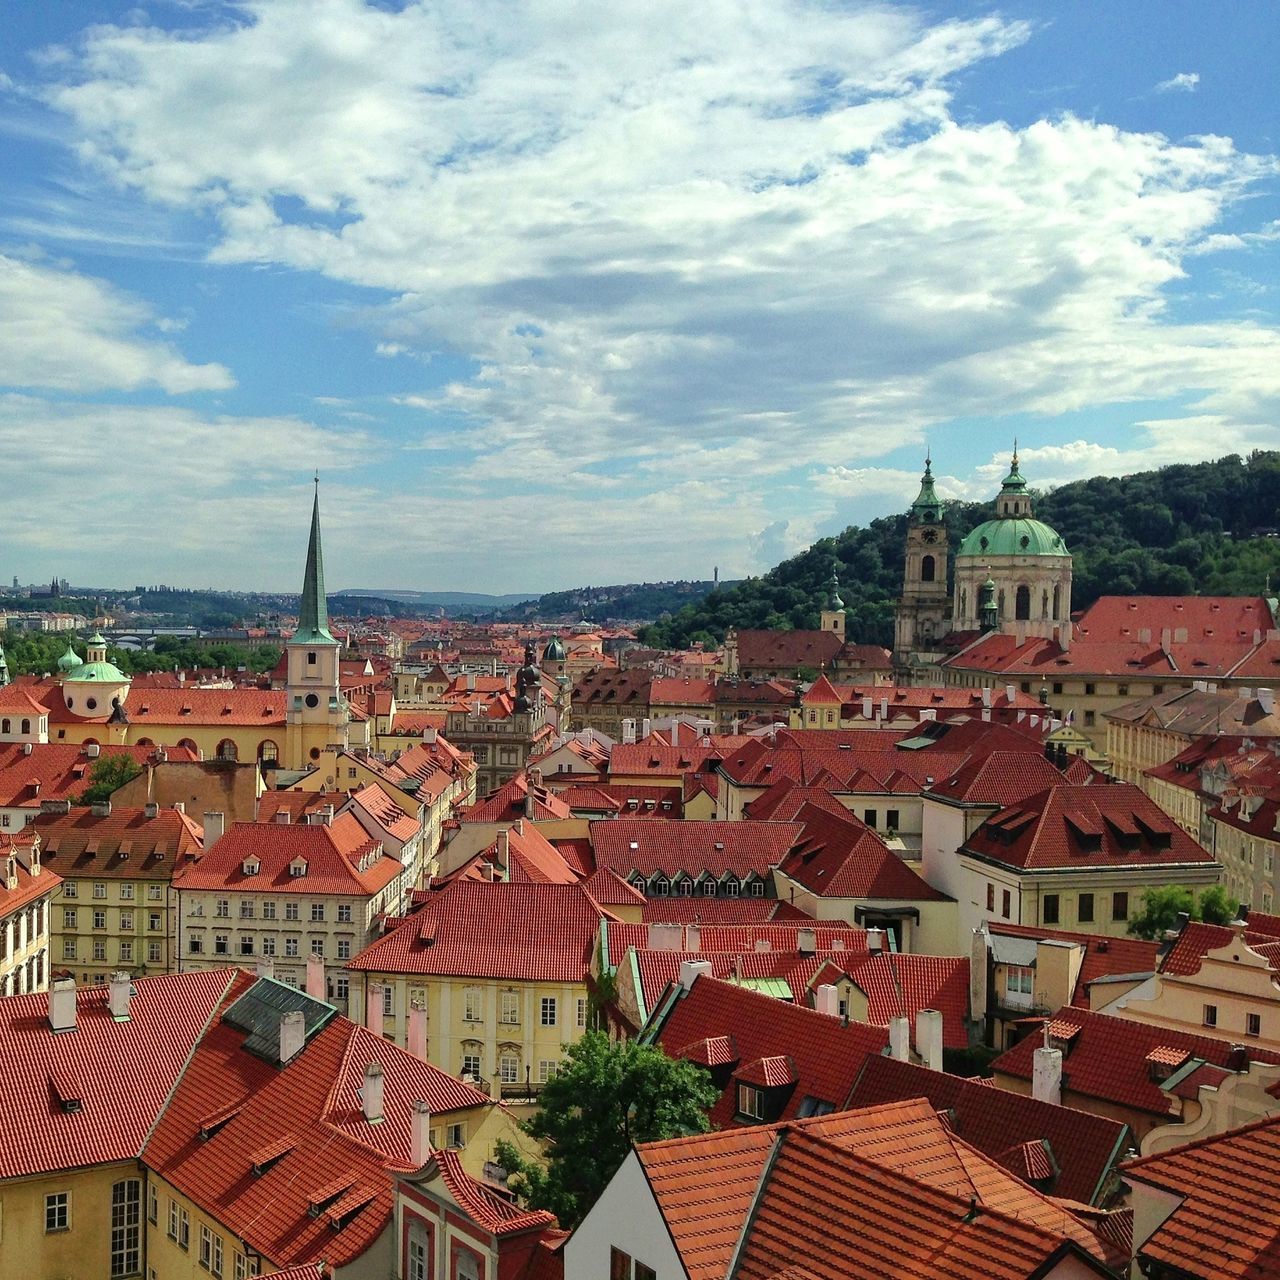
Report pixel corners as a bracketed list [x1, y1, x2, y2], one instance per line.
[910, 452, 941, 524]
[295, 478, 336, 645]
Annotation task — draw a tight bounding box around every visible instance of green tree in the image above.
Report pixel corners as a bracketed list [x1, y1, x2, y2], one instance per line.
[494, 1031, 718, 1228]
[77, 754, 143, 804]
[1127, 883, 1242, 938]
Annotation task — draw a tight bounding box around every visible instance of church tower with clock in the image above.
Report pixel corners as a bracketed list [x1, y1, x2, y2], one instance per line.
[893, 454, 951, 680]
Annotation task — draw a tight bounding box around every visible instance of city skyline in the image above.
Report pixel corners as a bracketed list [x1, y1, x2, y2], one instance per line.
[3, 1, 1278, 593]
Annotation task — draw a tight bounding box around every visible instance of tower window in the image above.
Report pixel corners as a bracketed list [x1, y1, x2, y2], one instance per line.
[1015, 585, 1031, 621]
[920, 554, 935, 583]
[304, 693, 319, 709]
[307, 651, 317, 666]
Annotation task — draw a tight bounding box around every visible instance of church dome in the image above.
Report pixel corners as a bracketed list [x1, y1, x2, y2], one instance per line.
[63, 658, 129, 684]
[57, 644, 83, 673]
[958, 517, 1068, 559]
[542, 636, 566, 662]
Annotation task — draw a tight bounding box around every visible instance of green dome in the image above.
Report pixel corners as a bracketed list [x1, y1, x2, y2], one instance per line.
[57, 645, 83, 673]
[63, 659, 129, 684]
[958, 517, 1068, 559]
[543, 636, 566, 662]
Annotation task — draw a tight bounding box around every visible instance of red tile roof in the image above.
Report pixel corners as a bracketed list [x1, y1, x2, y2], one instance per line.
[495, 822, 580, 885]
[349, 881, 613, 981]
[463, 775, 571, 823]
[928, 750, 1078, 807]
[1123, 1112, 1280, 1279]
[991, 1006, 1280, 1117]
[846, 1055, 1129, 1206]
[639, 897, 819, 924]
[732, 629, 846, 672]
[0, 969, 238, 1179]
[647, 975, 887, 1128]
[986, 922, 1160, 1003]
[962, 782, 1216, 871]
[1159, 916, 1280, 977]
[174, 812, 402, 897]
[30, 804, 204, 880]
[123, 687, 288, 726]
[590, 819, 802, 879]
[0, 742, 198, 808]
[606, 922, 867, 969]
[0, 837, 60, 916]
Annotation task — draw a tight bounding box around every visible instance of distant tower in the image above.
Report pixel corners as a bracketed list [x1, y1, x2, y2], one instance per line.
[819, 566, 846, 639]
[285, 481, 349, 769]
[893, 453, 951, 677]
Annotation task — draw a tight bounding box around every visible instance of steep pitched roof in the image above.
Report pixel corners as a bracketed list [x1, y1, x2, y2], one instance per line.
[847, 1054, 1129, 1205]
[733, 629, 845, 672]
[349, 881, 612, 981]
[590, 819, 802, 879]
[31, 804, 204, 880]
[927, 750, 1076, 807]
[1122, 1113, 1280, 1279]
[1159, 916, 1280, 977]
[0, 742, 198, 808]
[991, 1005, 1280, 1117]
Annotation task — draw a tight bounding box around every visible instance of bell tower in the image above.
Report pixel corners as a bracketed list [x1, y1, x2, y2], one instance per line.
[893, 453, 951, 679]
[819, 567, 846, 639]
[285, 480, 348, 769]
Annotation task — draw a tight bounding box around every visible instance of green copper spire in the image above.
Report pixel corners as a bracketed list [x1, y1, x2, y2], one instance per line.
[827, 566, 845, 612]
[294, 478, 337, 646]
[1001, 442, 1027, 493]
[910, 451, 942, 524]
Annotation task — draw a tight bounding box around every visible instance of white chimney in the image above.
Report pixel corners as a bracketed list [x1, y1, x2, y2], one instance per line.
[915, 1008, 943, 1071]
[408, 1000, 428, 1060]
[202, 811, 225, 850]
[524, 783, 536, 821]
[1005, 684, 1017, 704]
[48, 977, 77, 1033]
[306, 953, 325, 1000]
[981, 686, 992, 708]
[366, 984, 385, 1038]
[279, 1010, 306, 1065]
[678, 960, 713, 991]
[1033, 1044, 1063, 1105]
[641, 717, 652, 739]
[879, 697, 889, 721]
[647, 922, 682, 952]
[144, 801, 159, 820]
[814, 983, 839, 1017]
[108, 971, 132, 1021]
[889, 1015, 911, 1062]
[796, 927, 817, 955]
[622, 718, 637, 745]
[410, 1099, 432, 1166]
[361, 1061, 385, 1124]
[862, 695, 873, 720]
[866, 928, 884, 954]
[85, 743, 100, 759]
[256, 955, 274, 980]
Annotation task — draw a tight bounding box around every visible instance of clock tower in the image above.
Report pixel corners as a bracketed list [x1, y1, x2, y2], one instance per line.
[893, 454, 951, 681]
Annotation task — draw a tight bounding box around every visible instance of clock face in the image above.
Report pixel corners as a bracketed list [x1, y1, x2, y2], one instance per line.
[921, 527, 939, 543]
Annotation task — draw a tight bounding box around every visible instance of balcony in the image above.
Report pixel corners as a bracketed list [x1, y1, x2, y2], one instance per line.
[499, 1081, 545, 1103]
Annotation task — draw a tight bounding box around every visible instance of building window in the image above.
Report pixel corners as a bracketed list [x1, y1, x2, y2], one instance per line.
[737, 1084, 764, 1120]
[216, 899, 230, 918]
[188, 936, 203, 954]
[1247, 1012, 1262, 1038]
[1006, 966, 1034, 997]
[310, 937, 324, 957]
[464, 989, 483, 1022]
[1117, 684, 1129, 697]
[62, 938, 78, 960]
[261, 936, 275, 956]
[885, 809, 900, 831]
[284, 937, 299, 957]
[148, 884, 162, 901]
[332, 974, 349, 1002]
[500, 991, 519, 1024]
[167, 1199, 179, 1240]
[1084, 710, 1096, 727]
[215, 740, 238, 762]
[180, 1209, 190, 1251]
[213, 1234, 223, 1277]
[986, 884, 994, 912]
[45, 1191, 69, 1233]
[310, 903, 325, 922]
[1001, 889, 1011, 919]
[383, 985, 394, 1016]
[119, 883, 135, 900]
[148, 939, 162, 963]
[64, 907, 77, 928]
[64, 882, 77, 898]
[1203, 1004, 1218, 1028]
[94, 939, 107, 961]
[214, 934, 229, 955]
[120, 941, 133, 962]
[540, 996, 557, 1026]
[610, 1249, 631, 1280]
[336, 939, 351, 960]
[94, 883, 107, 899]
[239, 900, 255, 919]
[461, 1053, 482, 1079]
[337, 903, 353, 923]
[120, 911, 134, 930]
[1042, 894, 1059, 925]
[1078, 893, 1094, 924]
[148, 1183, 157, 1225]
[239, 937, 254, 957]
[93, 909, 107, 929]
[576, 997, 588, 1028]
[110, 1179, 141, 1278]
[1052, 682, 1063, 695]
[200, 1224, 213, 1269]
[537, 1058, 558, 1083]
[284, 902, 299, 921]
[499, 1054, 519, 1084]
[863, 809, 877, 828]
[262, 900, 276, 920]
[1112, 891, 1129, 921]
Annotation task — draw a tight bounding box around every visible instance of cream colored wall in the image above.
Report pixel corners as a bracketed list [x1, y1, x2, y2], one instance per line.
[148, 1174, 264, 1280]
[0, 886, 52, 995]
[1206, 816, 1279, 915]
[0, 1161, 139, 1280]
[52, 873, 176, 982]
[56, 718, 284, 769]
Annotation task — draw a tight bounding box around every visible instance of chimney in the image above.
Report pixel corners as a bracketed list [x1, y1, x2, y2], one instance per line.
[880, 696, 889, 721]
[90, 800, 112, 818]
[366, 984, 385, 1038]
[410, 1099, 432, 1167]
[814, 983, 839, 1017]
[622, 718, 636, 745]
[275, 809, 291, 824]
[40, 798, 72, 815]
[22, 741, 32, 756]
[361, 1061, 385, 1124]
[202, 812, 225, 850]
[641, 717, 652, 739]
[408, 1000, 428, 1060]
[256, 955, 275, 980]
[862, 695, 873, 720]
[279, 1009, 305, 1065]
[796, 927, 817, 955]
[647, 922, 682, 952]
[49, 977, 77, 1033]
[108, 971, 132, 1021]
[1032, 1043, 1063, 1105]
[144, 801, 159, 820]
[85, 743, 100, 759]
[1226, 1044, 1250, 1072]
[866, 927, 884, 954]
[1005, 684, 1017, 704]
[524, 782, 536, 821]
[685, 924, 701, 953]
[981, 686, 992, 708]
[915, 1008, 943, 1071]
[889, 1016, 911, 1062]
[305, 952, 325, 1000]
[678, 960, 713, 991]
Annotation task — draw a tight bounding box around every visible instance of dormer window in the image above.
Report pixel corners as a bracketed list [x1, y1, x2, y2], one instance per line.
[737, 1084, 764, 1120]
[243, 858, 261, 876]
[290, 858, 308, 878]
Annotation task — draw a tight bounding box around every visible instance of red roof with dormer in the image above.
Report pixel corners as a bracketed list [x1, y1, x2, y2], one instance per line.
[591, 819, 803, 880]
[0, 742, 198, 809]
[30, 804, 204, 881]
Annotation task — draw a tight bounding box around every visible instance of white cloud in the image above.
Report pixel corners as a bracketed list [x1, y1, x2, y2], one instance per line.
[1156, 72, 1200, 93]
[14, 2, 1280, 585]
[0, 253, 232, 393]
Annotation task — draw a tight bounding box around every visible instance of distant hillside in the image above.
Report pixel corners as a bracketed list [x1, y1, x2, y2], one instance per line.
[334, 589, 535, 612]
[497, 579, 736, 623]
[640, 450, 1280, 651]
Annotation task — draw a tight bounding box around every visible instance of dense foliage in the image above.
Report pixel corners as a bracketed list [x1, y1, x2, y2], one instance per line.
[494, 1031, 718, 1228]
[640, 451, 1280, 650]
[77, 755, 142, 804]
[1, 629, 280, 677]
[497, 579, 731, 624]
[1127, 884, 1242, 940]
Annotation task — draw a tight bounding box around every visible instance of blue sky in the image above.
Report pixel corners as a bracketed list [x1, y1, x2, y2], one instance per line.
[2, 1, 1277, 594]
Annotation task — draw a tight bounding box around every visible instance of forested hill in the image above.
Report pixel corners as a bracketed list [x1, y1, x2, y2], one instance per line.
[640, 451, 1280, 651]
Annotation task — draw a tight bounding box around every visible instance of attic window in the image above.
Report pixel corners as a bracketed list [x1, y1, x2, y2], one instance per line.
[199, 1102, 242, 1140]
[251, 1135, 296, 1175]
[325, 1184, 379, 1231]
[243, 858, 261, 876]
[290, 858, 308, 877]
[48, 1069, 83, 1114]
[307, 1177, 356, 1218]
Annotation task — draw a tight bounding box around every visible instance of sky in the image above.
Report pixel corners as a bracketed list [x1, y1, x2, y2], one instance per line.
[2, 1, 1278, 595]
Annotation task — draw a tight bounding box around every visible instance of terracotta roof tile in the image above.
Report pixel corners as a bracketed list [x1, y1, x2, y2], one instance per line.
[590, 819, 802, 879]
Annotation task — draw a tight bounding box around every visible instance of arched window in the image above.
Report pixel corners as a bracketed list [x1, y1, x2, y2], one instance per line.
[258, 740, 279, 765]
[136, 737, 153, 747]
[959, 590, 968, 618]
[1041, 590, 1049, 619]
[1053, 585, 1061, 618]
[1, 720, 10, 735]
[920, 554, 935, 583]
[178, 738, 199, 756]
[216, 739, 238, 761]
[1015, 586, 1030, 620]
